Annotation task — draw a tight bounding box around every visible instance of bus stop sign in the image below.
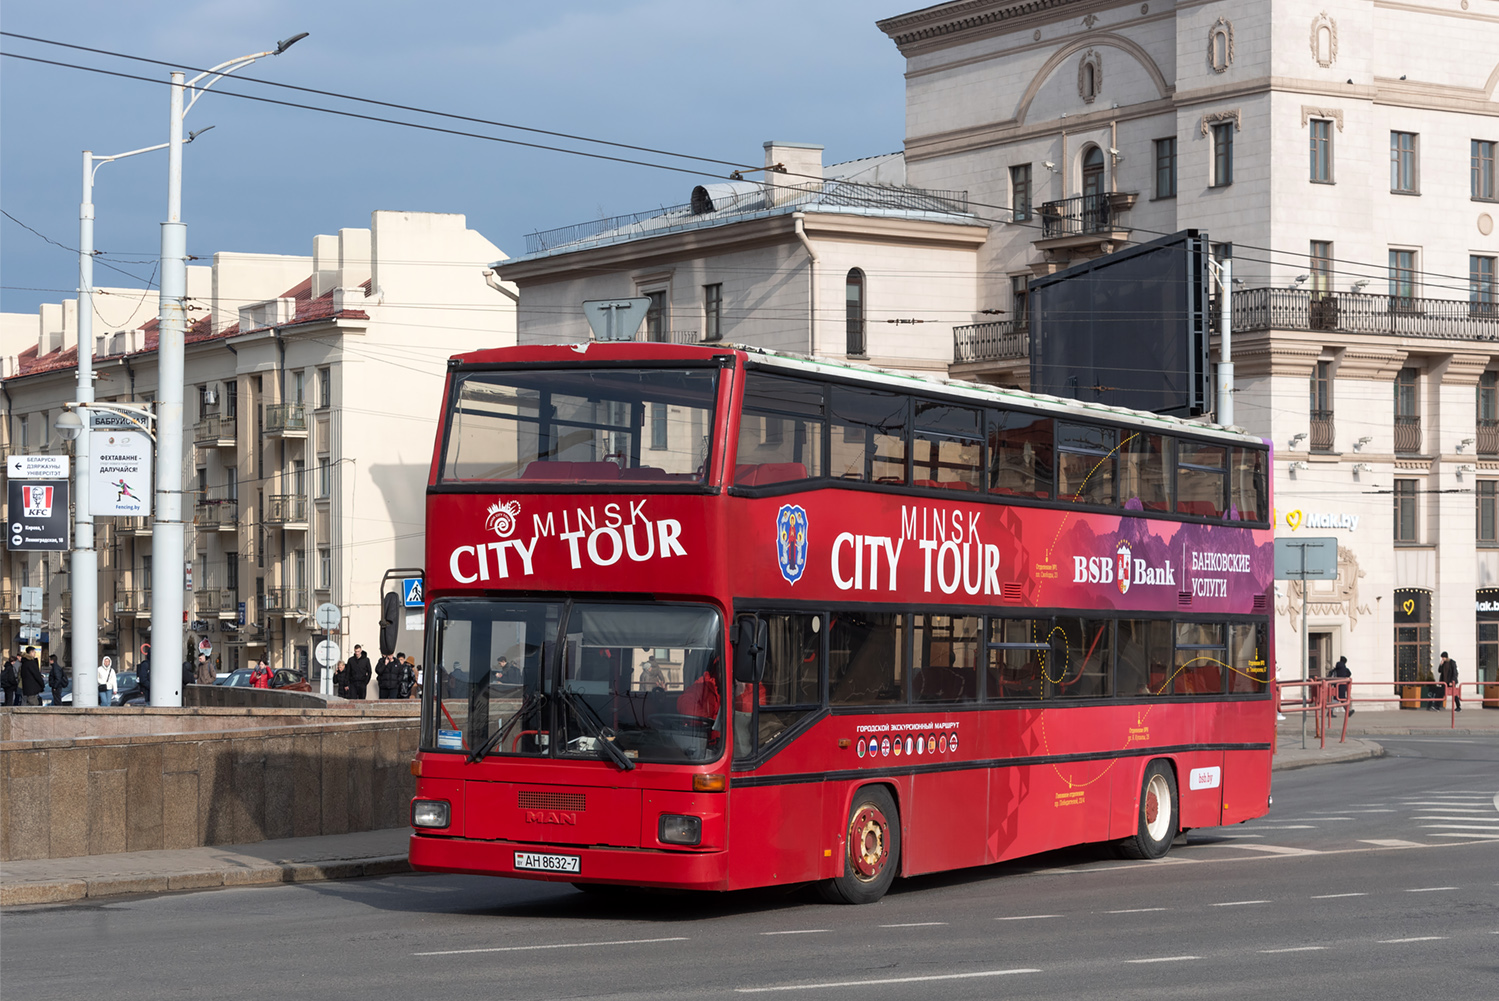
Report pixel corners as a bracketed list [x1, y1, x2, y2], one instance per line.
[1274, 537, 1338, 580]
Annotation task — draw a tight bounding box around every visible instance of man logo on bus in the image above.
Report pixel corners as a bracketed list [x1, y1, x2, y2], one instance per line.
[1116, 540, 1133, 595]
[776, 504, 809, 584]
[485, 499, 522, 539]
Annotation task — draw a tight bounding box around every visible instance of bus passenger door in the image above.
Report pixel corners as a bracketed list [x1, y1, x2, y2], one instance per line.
[1177, 751, 1225, 830]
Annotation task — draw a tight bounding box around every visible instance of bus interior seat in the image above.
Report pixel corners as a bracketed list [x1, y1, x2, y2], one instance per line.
[1176, 501, 1222, 517]
[734, 462, 808, 486]
[521, 460, 622, 481]
[829, 629, 897, 704]
[619, 466, 669, 481]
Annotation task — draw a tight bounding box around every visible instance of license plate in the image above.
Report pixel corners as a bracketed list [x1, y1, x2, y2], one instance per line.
[514, 851, 580, 874]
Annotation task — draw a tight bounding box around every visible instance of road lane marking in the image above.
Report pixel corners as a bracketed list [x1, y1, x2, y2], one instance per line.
[1105, 908, 1168, 914]
[1236, 825, 1316, 830]
[879, 922, 949, 928]
[415, 936, 689, 957]
[1405, 887, 1458, 892]
[1211, 900, 1270, 907]
[1259, 946, 1327, 953]
[1407, 807, 1494, 813]
[1428, 833, 1499, 840]
[1126, 956, 1199, 964]
[761, 929, 829, 936]
[735, 969, 1040, 992]
[1378, 937, 1447, 943]
[1359, 839, 1424, 848]
[1311, 893, 1367, 899]
[1419, 824, 1499, 831]
[1220, 844, 1319, 856]
[996, 914, 1061, 921]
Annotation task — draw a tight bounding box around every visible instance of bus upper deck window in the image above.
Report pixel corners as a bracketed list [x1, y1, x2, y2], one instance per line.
[1119, 433, 1172, 512]
[830, 387, 908, 485]
[1056, 423, 1116, 506]
[735, 372, 824, 487]
[1177, 442, 1228, 519]
[988, 410, 1053, 499]
[913, 401, 982, 492]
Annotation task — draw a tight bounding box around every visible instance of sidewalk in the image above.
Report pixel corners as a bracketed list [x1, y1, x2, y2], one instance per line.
[1272, 702, 1499, 771]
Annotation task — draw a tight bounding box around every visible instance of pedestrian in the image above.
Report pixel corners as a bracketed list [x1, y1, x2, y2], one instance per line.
[398, 655, 417, 699]
[332, 660, 350, 698]
[1439, 652, 1461, 712]
[97, 658, 117, 705]
[376, 652, 401, 700]
[47, 655, 67, 706]
[19, 647, 46, 706]
[1328, 656, 1353, 716]
[406, 662, 421, 700]
[495, 655, 521, 688]
[250, 659, 272, 689]
[640, 655, 668, 692]
[347, 644, 372, 700]
[195, 654, 215, 686]
[182, 655, 197, 692]
[136, 645, 152, 700]
[1, 655, 19, 706]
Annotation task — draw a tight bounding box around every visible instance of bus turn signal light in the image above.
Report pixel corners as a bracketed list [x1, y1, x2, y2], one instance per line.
[409, 759, 421, 777]
[692, 774, 727, 793]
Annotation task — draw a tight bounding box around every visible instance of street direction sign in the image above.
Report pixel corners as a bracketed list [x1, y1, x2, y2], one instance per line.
[402, 577, 424, 607]
[315, 639, 341, 668]
[19, 586, 42, 611]
[6, 454, 68, 479]
[405, 612, 423, 632]
[583, 297, 651, 341]
[20, 611, 41, 626]
[1274, 537, 1338, 580]
[315, 602, 342, 631]
[7, 480, 70, 551]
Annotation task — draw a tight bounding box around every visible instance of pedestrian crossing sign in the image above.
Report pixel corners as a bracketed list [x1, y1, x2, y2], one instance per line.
[403, 577, 424, 607]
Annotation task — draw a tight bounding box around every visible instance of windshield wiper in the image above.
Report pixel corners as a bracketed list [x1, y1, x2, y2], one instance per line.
[558, 687, 636, 771]
[467, 691, 546, 764]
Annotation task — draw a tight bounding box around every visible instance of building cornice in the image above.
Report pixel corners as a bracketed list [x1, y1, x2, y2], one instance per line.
[879, 0, 1139, 57]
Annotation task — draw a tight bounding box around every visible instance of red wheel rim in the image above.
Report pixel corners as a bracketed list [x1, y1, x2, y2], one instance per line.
[848, 804, 889, 880]
[1144, 789, 1159, 826]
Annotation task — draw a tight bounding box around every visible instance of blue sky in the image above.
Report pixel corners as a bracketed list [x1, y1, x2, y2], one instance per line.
[1, 1, 909, 315]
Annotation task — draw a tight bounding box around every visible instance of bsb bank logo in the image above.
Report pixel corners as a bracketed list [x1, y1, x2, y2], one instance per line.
[776, 504, 809, 584]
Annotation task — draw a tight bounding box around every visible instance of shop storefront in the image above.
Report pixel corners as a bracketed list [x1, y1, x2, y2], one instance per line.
[1478, 589, 1498, 709]
[1394, 587, 1432, 710]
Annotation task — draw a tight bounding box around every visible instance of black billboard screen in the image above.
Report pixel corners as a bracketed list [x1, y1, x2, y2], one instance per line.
[1030, 230, 1210, 417]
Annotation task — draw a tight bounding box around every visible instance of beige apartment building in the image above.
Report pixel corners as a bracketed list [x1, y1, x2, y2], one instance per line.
[878, 0, 1499, 698]
[1, 210, 515, 678]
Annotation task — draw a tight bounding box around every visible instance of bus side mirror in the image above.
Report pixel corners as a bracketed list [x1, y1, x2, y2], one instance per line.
[734, 617, 768, 684]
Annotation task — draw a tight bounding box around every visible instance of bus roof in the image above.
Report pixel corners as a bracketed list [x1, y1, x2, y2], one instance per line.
[448, 341, 1264, 448]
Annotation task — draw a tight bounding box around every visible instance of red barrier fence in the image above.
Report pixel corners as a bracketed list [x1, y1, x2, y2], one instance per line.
[1275, 679, 1496, 747]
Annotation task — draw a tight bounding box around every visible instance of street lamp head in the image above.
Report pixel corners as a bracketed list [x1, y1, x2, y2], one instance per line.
[275, 32, 309, 55]
[54, 409, 84, 442]
[187, 126, 216, 143]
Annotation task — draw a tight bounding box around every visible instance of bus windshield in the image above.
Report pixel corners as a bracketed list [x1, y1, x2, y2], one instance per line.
[440, 366, 720, 485]
[424, 600, 725, 765]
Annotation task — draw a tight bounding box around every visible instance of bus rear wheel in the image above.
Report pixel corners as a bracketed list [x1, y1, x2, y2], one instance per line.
[818, 786, 900, 904]
[1116, 761, 1178, 860]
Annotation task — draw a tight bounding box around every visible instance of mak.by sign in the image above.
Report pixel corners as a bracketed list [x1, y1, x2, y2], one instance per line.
[89, 430, 152, 516]
[1281, 508, 1359, 532]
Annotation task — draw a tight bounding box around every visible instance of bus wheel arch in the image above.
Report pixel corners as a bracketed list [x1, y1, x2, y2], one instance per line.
[1115, 758, 1179, 860]
[819, 783, 901, 904]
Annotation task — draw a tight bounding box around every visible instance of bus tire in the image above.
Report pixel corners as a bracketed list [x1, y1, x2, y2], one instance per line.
[818, 786, 900, 905]
[1115, 760, 1178, 860]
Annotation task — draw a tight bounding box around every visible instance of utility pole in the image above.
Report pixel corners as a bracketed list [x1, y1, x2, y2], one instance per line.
[72, 152, 100, 707]
[1212, 257, 1234, 427]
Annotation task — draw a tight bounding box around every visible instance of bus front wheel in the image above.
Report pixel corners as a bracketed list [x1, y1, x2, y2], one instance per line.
[818, 786, 900, 904]
[1116, 761, 1178, 860]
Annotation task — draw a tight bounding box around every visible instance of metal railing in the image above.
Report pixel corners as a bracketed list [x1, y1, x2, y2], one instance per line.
[1039, 194, 1114, 238]
[195, 588, 238, 616]
[261, 586, 307, 615]
[264, 403, 307, 435]
[1394, 415, 1422, 454]
[263, 493, 308, 525]
[1310, 409, 1335, 451]
[1478, 418, 1499, 456]
[525, 180, 971, 254]
[194, 498, 239, 529]
[1227, 287, 1499, 341]
[193, 413, 237, 445]
[116, 589, 151, 614]
[952, 319, 1029, 364]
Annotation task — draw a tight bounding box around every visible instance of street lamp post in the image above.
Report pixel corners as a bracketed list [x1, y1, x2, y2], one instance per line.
[149, 33, 306, 708]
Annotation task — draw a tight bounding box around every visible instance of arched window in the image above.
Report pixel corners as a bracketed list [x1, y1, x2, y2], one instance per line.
[1082, 147, 1106, 231]
[846, 269, 866, 356]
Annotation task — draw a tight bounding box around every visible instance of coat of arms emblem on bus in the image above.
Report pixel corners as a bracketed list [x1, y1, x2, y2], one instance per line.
[485, 499, 521, 538]
[776, 504, 809, 584]
[1115, 540, 1133, 595]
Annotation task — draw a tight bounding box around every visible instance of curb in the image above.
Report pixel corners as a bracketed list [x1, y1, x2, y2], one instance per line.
[1272, 740, 1385, 772]
[0, 854, 411, 907]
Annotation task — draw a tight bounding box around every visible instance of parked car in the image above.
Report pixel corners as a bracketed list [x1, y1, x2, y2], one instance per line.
[215, 667, 310, 692]
[112, 671, 143, 706]
[218, 669, 253, 687]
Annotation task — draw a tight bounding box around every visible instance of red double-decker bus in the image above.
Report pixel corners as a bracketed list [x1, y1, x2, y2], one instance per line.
[408, 342, 1274, 903]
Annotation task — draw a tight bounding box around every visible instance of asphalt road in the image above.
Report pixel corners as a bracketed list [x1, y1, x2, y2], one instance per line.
[4, 736, 1495, 1001]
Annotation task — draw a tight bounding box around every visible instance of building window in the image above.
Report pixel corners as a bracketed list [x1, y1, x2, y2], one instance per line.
[1309, 119, 1333, 183]
[295, 549, 307, 590]
[1395, 367, 1421, 454]
[1081, 146, 1106, 229]
[1211, 123, 1234, 187]
[318, 548, 332, 589]
[292, 370, 306, 406]
[227, 468, 238, 502]
[226, 552, 239, 593]
[845, 268, 866, 356]
[318, 456, 331, 498]
[1310, 360, 1333, 451]
[1395, 367, 1418, 418]
[141, 554, 153, 590]
[1474, 140, 1496, 200]
[17, 413, 28, 448]
[292, 459, 306, 497]
[1479, 371, 1498, 425]
[644, 290, 666, 342]
[1010, 164, 1032, 221]
[1154, 138, 1176, 198]
[318, 367, 331, 409]
[1310, 241, 1333, 293]
[650, 403, 668, 451]
[703, 283, 722, 342]
[1394, 479, 1418, 542]
[1472, 255, 1497, 317]
[1480, 481, 1498, 544]
[1390, 131, 1418, 193]
[1011, 275, 1030, 330]
[1389, 250, 1417, 307]
[224, 381, 237, 418]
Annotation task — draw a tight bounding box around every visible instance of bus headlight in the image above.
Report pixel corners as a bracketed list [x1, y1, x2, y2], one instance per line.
[658, 814, 702, 846]
[412, 800, 451, 829]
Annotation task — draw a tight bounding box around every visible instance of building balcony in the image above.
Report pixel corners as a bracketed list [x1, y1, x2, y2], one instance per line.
[196, 588, 240, 619]
[1478, 419, 1499, 457]
[193, 413, 237, 448]
[1310, 409, 1335, 452]
[953, 319, 1029, 364]
[194, 498, 239, 531]
[115, 590, 152, 615]
[1395, 415, 1422, 455]
[119, 516, 152, 536]
[261, 586, 308, 617]
[263, 493, 308, 528]
[1227, 287, 1499, 341]
[0, 590, 12, 616]
[1033, 192, 1136, 256]
[264, 403, 308, 438]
